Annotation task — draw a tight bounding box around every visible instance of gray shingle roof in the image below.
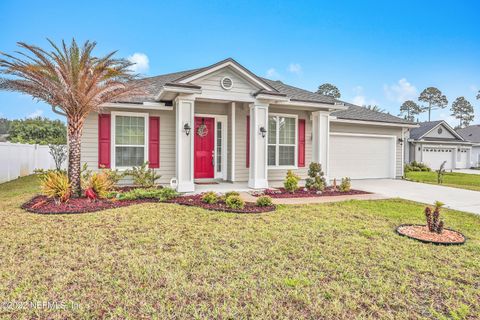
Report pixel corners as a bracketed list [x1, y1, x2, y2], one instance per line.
[115, 58, 412, 126]
[409, 121, 444, 140]
[331, 102, 415, 125]
[457, 125, 480, 143]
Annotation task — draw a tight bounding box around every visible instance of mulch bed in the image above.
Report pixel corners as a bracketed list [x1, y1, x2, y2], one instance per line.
[396, 224, 466, 245]
[256, 187, 370, 198]
[22, 195, 158, 214]
[167, 194, 276, 213]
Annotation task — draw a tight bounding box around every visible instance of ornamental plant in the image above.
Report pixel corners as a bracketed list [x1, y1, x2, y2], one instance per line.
[284, 170, 300, 193]
[425, 201, 445, 234]
[126, 162, 161, 187]
[40, 171, 71, 204]
[305, 162, 326, 191]
[338, 177, 351, 192]
[226, 195, 245, 209]
[85, 172, 115, 199]
[256, 195, 273, 207]
[201, 191, 218, 204]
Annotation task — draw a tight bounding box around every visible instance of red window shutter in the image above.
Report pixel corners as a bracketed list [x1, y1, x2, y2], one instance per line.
[298, 119, 306, 167]
[246, 116, 250, 168]
[98, 114, 111, 168]
[148, 116, 160, 168]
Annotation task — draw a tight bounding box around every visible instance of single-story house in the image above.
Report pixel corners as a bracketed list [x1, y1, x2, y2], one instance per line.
[406, 120, 473, 170]
[80, 58, 416, 192]
[457, 124, 480, 168]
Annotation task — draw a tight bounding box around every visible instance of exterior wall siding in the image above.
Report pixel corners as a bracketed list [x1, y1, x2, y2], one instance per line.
[330, 122, 404, 178]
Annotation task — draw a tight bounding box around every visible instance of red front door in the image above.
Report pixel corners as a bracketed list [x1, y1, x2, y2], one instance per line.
[194, 117, 215, 179]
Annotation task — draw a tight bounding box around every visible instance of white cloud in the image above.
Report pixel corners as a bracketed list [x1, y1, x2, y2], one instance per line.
[266, 68, 280, 79]
[350, 86, 377, 106]
[439, 112, 457, 127]
[287, 63, 302, 75]
[383, 78, 418, 103]
[27, 109, 43, 118]
[127, 53, 150, 74]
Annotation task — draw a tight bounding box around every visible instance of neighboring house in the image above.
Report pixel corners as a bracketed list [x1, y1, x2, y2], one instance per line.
[81, 58, 416, 192]
[457, 124, 480, 168]
[407, 120, 473, 170]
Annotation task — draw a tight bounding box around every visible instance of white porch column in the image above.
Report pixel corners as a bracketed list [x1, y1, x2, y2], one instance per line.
[248, 103, 269, 189]
[175, 97, 195, 192]
[312, 111, 330, 181]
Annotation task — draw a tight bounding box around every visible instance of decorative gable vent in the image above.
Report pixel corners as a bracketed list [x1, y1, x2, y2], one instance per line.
[220, 76, 233, 90]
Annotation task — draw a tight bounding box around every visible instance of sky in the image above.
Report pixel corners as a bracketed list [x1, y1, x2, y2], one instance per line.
[0, 0, 479, 127]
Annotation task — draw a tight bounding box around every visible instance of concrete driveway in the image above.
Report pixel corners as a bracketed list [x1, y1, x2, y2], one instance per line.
[453, 169, 480, 175]
[352, 179, 480, 215]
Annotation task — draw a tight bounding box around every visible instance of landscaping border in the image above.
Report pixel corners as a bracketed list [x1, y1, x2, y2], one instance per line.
[167, 195, 276, 214]
[395, 224, 466, 246]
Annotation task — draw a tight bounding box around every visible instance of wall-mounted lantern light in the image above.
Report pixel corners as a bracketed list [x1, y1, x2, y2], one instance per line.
[398, 138, 404, 145]
[184, 123, 191, 136]
[259, 126, 267, 138]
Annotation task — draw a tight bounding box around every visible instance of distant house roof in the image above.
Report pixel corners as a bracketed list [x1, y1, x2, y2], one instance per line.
[331, 102, 415, 125]
[409, 120, 465, 141]
[115, 58, 412, 126]
[457, 125, 480, 143]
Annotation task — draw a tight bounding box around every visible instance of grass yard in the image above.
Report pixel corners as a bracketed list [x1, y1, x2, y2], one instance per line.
[0, 176, 479, 319]
[405, 171, 480, 192]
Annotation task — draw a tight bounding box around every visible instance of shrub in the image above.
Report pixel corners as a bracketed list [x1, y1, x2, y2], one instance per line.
[407, 161, 431, 173]
[86, 172, 115, 199]
[100, 167, 124, 184]
[338, 177, 351, 192]
[305, 162, 326, 191]
[40, 171, 71, 204]
[119, 187, 178, 201]
[256, 195, 273, 207]
[284, 170, 300, 193]
[201, 191, 218, 204]
[48, 144, 67, 171]
[425, 201, 445, 233]
[225, 191, 240, 199]
[125, 162, 161, 187]
[226, 195, 245, 209]
[436, 161, 447, 184]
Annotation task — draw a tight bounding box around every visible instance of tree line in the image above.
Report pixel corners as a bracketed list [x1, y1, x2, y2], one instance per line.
[317, 83, 478, 128]
[0, 117, 66, 144]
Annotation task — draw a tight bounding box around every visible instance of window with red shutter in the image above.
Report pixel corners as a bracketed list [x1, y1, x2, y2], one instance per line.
[148, 116, 160, 168]
[246, 116, 250, 168]
[98, 114, 111, 168]
[298, 119, 306, 167]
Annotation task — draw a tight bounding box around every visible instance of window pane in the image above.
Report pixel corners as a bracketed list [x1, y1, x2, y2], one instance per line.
[115, 116, 145, 146]
[115, 146, 144, 167]
[268, 117, 277, 144]
[279, 117, 295, 144]
[268, 146, 276, 166]
[279, 146, 294, 166]
[217, 122, 222, 172]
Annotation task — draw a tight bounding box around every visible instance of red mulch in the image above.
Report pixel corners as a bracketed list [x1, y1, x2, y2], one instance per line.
[22, 195, 157, 214]
[167, 194, 275, 213]
[396, 224, 466, 245]
[257, 187, 370, 198]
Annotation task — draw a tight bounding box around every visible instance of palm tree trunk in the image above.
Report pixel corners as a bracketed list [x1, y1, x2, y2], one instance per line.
[67, 119, 84, 197]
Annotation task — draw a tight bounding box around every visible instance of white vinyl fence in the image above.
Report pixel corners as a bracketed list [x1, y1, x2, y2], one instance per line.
[0, 142, 63, 183]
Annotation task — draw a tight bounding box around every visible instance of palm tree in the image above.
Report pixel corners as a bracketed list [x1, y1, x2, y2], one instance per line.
[0, 39, 141, 196]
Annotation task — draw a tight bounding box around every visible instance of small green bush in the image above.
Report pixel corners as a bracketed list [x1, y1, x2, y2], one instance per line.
[40, 171, 71, 204]
[407, 161, 431, 173]
[284, 170, 300, 193]
[305, 162, 326, 191]
[225, 191, 240, 199]
[338, 177, 351, 192]
[201, 191, 218, 204]
[125, 162, 161, 187]
[226, 195, 245, 209]
[256, 195, 273, 207]
[119, 187, 178, 201]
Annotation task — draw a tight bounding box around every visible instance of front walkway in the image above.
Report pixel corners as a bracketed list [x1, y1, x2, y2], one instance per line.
[352, 179, 480, 215]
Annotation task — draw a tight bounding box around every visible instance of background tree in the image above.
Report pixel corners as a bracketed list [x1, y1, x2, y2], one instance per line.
[0, 39, 141, 196]
[0, 118, 10, 134]
[364, 105, 385, 113]
[316, 83, 341, 98]
[7, 117, 66, 144]
[477, 90, 479, 100]
[399, 100, 422, 121]
[418, 87, 448, 121]
[450, 96, 474, 129]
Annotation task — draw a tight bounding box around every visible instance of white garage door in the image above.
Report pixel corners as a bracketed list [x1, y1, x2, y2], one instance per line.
[329, 134, 395, 179]
[421, 147, 454, 170]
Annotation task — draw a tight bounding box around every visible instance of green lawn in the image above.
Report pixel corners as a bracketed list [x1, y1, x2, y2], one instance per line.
[1, 176, 480, 319]
[405, 171, 480, 192]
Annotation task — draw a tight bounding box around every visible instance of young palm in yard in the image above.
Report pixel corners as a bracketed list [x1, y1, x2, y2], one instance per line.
[0, 39, 141, 196]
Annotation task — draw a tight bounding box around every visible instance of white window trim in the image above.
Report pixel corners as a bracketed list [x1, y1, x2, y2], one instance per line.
[267, 113, 298, 169]
[111, 111, 149, 170]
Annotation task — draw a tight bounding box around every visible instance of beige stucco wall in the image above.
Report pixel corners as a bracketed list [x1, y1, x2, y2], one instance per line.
[330, 122, 404, 178]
